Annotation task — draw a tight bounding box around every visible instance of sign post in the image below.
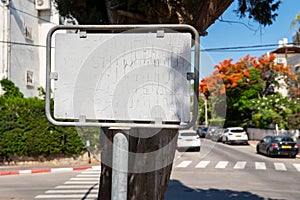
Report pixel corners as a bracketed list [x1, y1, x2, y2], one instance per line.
[46, 24, 200, 200]
[111, 128, 129, 200]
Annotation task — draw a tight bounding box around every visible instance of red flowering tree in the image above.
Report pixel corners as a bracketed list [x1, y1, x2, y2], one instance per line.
[199, 54, 298, 127]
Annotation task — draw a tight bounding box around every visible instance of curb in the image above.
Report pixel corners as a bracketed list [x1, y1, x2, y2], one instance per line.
[0, 165, 101, 176]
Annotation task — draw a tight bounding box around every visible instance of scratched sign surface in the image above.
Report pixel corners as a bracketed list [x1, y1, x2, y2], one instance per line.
[54, 32, 191, 122]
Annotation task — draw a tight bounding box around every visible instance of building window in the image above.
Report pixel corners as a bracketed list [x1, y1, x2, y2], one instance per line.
[26, 70, 34, 86]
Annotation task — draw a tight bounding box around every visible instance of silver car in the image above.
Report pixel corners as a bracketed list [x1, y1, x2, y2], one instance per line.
[177, 130, 201, 151]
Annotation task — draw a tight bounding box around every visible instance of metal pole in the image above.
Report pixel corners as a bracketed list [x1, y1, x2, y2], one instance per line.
[205, 98, 208, 126]
[111, 130, 129, 200]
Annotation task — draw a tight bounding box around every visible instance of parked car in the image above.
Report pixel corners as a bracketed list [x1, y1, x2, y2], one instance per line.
[211, 128, 225, 142]
[197, 126, 208, 138]
[256, 135, 299, 158]
[205, 126, 219, 139]
[177, 129, 201, 151]
[222, 127, 248, 145]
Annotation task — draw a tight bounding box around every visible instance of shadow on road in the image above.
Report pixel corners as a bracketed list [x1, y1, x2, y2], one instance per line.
[165, 179, 281, 200]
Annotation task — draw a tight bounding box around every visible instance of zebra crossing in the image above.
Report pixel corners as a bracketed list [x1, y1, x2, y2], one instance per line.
[175, 160, 300, 172]
[32, 161, 300, 199]
[34, 166, 101, 199]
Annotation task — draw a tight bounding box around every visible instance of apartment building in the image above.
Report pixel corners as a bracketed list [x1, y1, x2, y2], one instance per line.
[0, 0, 59, 97]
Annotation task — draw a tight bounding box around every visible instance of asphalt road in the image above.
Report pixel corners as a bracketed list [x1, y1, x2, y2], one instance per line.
[0, 139, 299, 200]
[165, 139, 300, 200]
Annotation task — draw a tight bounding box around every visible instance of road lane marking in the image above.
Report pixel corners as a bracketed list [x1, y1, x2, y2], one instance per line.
[81, 171, 101, 174]
[234, 161, 247, 169]
[293, 164, 300, 172]
[215, 161, 228, 169]
[35, 194, 98, 198]
[70, 177, 99, 181]
[255, 162, 266, 170]
[274, 163, 287, 171]
[64, 181, 98, 184]
[56, 185, 99, 189]
[45, 190, 97, 193]
[176, 160, 192, 168]
[195, 161, 210, 168]
[77, 174, 100, 177]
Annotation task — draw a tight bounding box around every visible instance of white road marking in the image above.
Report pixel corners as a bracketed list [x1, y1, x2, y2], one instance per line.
[35, 194, 98, 199]
[56, 185, 99, 189]
[45, 190, 97, 193]
[176, 160, 192, 168]
[64, 181, 98, 184]
[77, 174, 100, 177]
[70, 177, 99, 181]
[274, 163, 287, 171]
[234, 161, 247, 169]
[293, 164, 300, 172]
[81, 171, 101, 174]
[215, 161, 228, 169]
[19, 170, 32, 174]
[51, 168, 73, 172]
[195, 161, 210, 168]
[255, 162, 266, 170]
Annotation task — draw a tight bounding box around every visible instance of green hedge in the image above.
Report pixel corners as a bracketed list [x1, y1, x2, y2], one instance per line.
[0, 79, 86, 162]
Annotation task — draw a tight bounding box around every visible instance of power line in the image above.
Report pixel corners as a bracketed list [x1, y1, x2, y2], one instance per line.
[1, 2, 57, 24]
[201, 43, 279, 52]
[0, 40, 46, 48]
[10, 5, 56, 24]
[0, 39, 296, 52]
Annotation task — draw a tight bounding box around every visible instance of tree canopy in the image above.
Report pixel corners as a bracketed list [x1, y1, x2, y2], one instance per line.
[199, 54, 300, 128]
[54, 0, 281, 35]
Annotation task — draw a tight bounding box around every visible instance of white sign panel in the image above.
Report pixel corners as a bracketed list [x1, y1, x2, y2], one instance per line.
[54, 32, 191, 122]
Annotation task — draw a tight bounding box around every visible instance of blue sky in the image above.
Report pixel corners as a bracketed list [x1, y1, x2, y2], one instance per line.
[199, 0, 300, 77]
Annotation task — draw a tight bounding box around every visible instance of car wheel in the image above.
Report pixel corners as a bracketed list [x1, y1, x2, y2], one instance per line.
[222, 139, 225, 144]
[290, 154, 296, 159]
[256, 146, 260, 154]
[267, 149, 272, 157]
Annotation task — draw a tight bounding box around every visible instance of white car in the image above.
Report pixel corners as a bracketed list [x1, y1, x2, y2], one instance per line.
[177, 130, 201, 151]
[222, 127, 248, 145]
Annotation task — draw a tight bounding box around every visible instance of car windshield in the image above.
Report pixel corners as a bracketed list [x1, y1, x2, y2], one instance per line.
[273, 137, 294, 142]
[230, 129, 244, 133]
[181, 132, 197, 137]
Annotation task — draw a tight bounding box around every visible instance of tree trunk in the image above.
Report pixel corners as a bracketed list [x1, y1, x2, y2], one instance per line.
[98, 128, 178, 200]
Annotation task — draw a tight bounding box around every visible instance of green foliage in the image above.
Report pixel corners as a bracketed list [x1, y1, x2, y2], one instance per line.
[288, 114, 300, 130]
[0, 78, 23, 98]
[0, 80, 86, 162]
[249, 94, 300, 129]
[54, 0, 280, 29]
[236, 0, 281, 26]
[225, 68, 263, 127]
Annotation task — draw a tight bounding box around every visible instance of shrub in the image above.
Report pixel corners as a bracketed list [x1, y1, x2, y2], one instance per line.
[0, 80, 86, 162]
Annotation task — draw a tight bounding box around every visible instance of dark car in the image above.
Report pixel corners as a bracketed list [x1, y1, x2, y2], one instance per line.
[197, 126, 208, 138]
[256, 135, 299, 158]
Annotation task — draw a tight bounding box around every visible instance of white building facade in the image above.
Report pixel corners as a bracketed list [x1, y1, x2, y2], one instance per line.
[271, 38, 300, 97]
[0, 0, 59, 97]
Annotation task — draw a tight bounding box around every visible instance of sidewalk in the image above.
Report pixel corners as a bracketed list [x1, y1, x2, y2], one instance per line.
[0, 164, 101, 176]
[0, 156, 101, 176]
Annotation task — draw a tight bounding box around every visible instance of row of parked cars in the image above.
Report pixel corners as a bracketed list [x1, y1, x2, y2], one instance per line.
[176, 126, 248, 152]
[197, 126, 249, 145]
[178, 126, 299, 158]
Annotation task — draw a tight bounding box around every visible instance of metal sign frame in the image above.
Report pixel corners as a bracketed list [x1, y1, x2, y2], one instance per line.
[46, 24, 199, 129]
